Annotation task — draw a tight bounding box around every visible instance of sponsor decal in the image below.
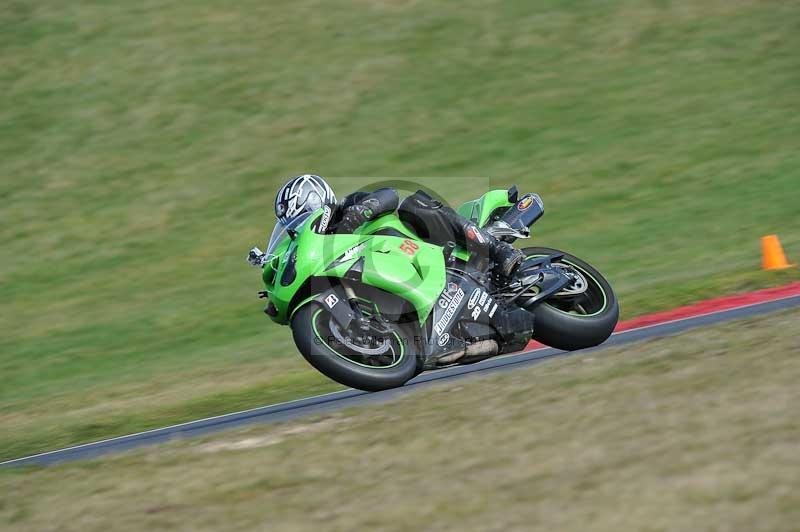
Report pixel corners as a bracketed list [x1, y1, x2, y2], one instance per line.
[324, 294, 339, 308]
[488, 303, 498, 318]
[340, 242, 366, 263]
[317, 206, 331, 233]
[517, 194, 534, 211]
[479, 291, 488, 306]
[327, 242, 367, 270]
[437, 333, 450, 347]
[467, 288, 481, 309]
[438, 281, 459, 309]
[466, 225, 487, 244]
[471, 306, 481, 320]
[483, 298, 492, 312]
[434, 288, 464, 335]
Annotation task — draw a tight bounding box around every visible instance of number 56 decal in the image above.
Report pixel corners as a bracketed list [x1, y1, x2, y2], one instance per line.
[399, 239, 419, 256]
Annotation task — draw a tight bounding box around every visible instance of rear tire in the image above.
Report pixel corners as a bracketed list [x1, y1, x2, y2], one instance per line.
[292, 303, 419, 391]
[522, 247, 619, 351]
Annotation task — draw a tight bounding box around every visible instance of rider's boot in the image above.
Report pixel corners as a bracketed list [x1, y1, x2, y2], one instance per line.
[491, 240, 525, 280]
[462, 221, 525, 284]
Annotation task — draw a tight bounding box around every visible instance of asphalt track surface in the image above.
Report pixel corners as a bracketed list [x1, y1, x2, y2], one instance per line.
[4, 290, 800, 467]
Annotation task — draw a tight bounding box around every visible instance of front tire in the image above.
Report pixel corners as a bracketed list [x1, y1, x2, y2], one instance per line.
[522, 247, 619, 351]
[291, 303, 419, 391]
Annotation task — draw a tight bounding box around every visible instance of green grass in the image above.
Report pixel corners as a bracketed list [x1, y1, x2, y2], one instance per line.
[3, 309, 799, 531]
[2, 0, 800, 460]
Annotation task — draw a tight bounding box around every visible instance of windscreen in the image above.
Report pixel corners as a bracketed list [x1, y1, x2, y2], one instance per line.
[265, 212, 312, 255]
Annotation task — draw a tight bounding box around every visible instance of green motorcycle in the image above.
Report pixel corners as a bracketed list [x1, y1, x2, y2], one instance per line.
[247, 187, 619, 391]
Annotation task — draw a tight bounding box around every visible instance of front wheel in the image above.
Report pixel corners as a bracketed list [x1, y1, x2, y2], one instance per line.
[291, 302, 419, 392]
[522, 247, 619, 351]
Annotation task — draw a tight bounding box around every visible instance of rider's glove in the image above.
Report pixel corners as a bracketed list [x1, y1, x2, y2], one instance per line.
[337, 205, 374, 234]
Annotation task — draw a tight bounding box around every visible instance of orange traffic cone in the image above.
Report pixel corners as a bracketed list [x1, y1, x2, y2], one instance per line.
[761, 235, 795, 270]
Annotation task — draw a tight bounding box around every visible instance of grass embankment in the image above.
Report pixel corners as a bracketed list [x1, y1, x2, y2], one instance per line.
[2, 0, 800, 460]
[3, 309, 799, 531]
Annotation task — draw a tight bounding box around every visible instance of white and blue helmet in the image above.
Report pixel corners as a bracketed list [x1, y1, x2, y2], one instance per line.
[274, 174, 336, 224]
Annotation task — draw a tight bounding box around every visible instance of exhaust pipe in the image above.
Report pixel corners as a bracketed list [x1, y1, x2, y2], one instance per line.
[462, 339, 499, 363]
[437, 339, 499, 365]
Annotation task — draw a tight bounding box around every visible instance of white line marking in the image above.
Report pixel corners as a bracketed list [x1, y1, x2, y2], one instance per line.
[0, 389, 352, 466]
[3, 292, 798, 466]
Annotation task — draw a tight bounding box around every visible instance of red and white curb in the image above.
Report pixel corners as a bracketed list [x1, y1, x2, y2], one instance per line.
[524, 281, 800, 351]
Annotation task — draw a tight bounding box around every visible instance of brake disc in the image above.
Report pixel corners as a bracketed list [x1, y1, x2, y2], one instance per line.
[328, 318, 391, 356]
[553, 264, 589, 296]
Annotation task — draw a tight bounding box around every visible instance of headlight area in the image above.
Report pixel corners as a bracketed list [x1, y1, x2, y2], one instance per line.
[262, 254, 280, 285]
[280, 246, 298, 286]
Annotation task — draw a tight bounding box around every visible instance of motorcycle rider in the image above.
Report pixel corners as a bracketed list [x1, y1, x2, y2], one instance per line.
[274, 174, 525, 281]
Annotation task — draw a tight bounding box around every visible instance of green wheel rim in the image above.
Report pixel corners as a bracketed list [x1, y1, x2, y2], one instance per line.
[310, 308, 406, 369]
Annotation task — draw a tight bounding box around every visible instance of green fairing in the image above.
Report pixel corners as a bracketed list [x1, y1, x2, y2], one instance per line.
[457, 189, 513, 227]
[263, 211, 445, 325]
[264, 190, 513, 326]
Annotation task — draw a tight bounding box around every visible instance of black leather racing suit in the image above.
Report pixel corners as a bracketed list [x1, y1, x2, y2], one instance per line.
[330, 188, 523, 277]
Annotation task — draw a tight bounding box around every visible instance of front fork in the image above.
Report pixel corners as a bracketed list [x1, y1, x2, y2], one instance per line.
[341, 281, 375, 333]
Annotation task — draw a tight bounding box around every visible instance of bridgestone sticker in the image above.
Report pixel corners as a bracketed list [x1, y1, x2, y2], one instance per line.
[434, 287, 464, 335]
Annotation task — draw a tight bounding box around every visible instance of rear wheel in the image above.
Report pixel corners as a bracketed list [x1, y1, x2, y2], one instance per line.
[291, 301, 419, 391]
[522, 247, 619, 351]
